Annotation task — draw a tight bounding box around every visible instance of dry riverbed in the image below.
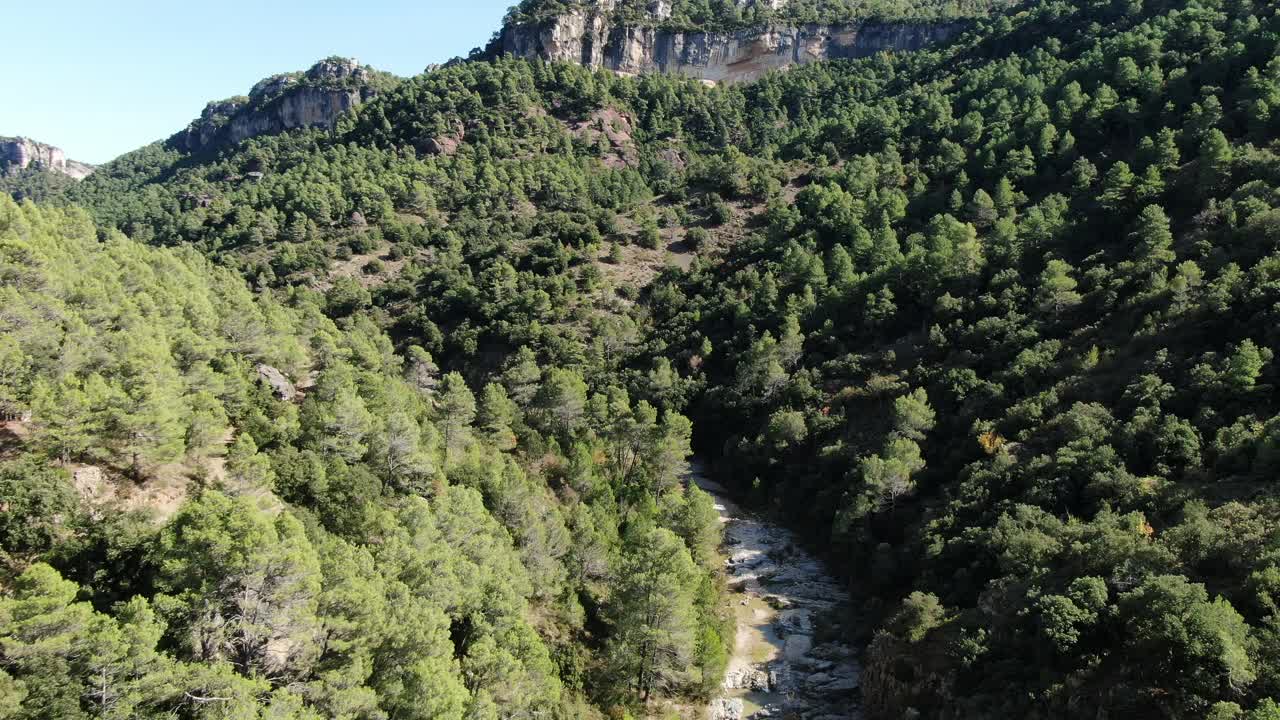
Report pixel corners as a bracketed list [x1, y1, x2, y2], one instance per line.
[688, 463, 862, 720]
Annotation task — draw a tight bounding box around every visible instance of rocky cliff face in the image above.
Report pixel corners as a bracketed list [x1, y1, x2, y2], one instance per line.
[176, 58, 393, 153]
[494, 3, 960, 84]
[0, 137, 94, 179]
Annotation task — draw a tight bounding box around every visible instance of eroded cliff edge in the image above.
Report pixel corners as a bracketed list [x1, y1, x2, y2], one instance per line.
[1, 137, 94, 180]
[492, 6, 962, 84]
[174, 57, 398, 153]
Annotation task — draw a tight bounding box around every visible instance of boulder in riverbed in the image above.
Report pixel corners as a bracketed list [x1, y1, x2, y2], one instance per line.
[710, 697, 743, 720]
[724, 666, 771, 691]
[784, 633, 813, 660]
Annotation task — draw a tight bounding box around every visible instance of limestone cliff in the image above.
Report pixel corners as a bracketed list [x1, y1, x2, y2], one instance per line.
[493, 1, 964, 84]
[175, 58, 398, 153]
[0, 137, 94, 179]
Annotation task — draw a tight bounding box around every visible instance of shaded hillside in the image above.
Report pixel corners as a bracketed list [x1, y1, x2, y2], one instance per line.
[637, 0, 1280, 717]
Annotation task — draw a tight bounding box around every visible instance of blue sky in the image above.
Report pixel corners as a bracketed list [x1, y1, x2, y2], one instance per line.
[1, 1, 516, 164]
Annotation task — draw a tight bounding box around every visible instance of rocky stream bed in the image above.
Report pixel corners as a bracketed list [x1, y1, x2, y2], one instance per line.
[688, 463, 861, 720]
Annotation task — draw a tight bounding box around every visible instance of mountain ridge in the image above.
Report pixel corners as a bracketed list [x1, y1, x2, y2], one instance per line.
[489, 0, 998, 83]
[171, 57, 400, 154]
[492, 14, 962, 84]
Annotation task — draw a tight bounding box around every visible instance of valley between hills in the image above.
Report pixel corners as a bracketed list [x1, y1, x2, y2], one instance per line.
[3, 0, 1280, 719]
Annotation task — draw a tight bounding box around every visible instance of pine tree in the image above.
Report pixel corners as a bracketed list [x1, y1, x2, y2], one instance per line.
[1154, 127, 1181, 169]
[0, 564, 172, 720]
[767, 409, 808, 448]
[647, 357, 681, 411]
[992, 177, 1018, 216]
[777, 314, 804, 368]
[1199, 128, 1234, 190]
[1099, 161, 1135, 210]
[1134, 163, 1165, 201]
[1169, 260, 1204, 313]
[968, 188, 998, 227]
[436, 372, 476, 461]
[535, 368, 587, 437]
[154, 492, 322, 680]
[1132, 204, 1176, 273]
[405, 345, 440, 397]
[892, 389, 937, 441]
[826, 244, 857, 294]
[371, 592, 467, 720]
[311, 379, 374, 463]
[30, 376, 94, 463]
[0, 457, 79, 554]
[184, 390, 229, 462]
[477, 383, 519, 451]
[0, 336, 27, 416]
[865, 286, 897, 328]
[501, 347, 541, 409]
[672, 484, 721, 567]
[1036, 259, 1083, 313]
[649, 410, 693, 496]
[606, 527, 699, 702]
[734, 331, 787, 399]
[1225, 340, 1270, 391]
[1071, 157, 1097, 189]
[224, 432, 274, 492]
[859, 437, 926, 514]
[108, 377, 185, 478]
[869, 222, 903, 268]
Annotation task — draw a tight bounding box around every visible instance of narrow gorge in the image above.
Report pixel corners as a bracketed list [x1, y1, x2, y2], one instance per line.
[691, 462, 860, 720]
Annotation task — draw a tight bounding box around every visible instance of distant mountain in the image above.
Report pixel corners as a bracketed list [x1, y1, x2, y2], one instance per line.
[1, 136, 94, 179]
[0, 136, 94, 202]
[3, 58, 399, 204]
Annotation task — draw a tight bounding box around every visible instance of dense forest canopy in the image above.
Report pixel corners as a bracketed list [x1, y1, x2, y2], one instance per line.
[4, 0, 1280, 717]
[0, 197, 728, 719]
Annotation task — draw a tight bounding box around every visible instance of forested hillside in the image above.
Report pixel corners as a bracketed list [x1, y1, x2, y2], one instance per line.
[4, 0, 1280, 717]
[644, 1, 1280, 716]
[0, 197, 728, 719]
[0, 166, 78, 204]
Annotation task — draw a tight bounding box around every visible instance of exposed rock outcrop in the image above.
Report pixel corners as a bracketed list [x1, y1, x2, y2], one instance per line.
[570, 107, 637, 168]
[175, 58, 397, 153]
[0, 137, 94, 179]
[256, 364, 297, 401]
[710, 697, 745, 720]
[494, 2, 961, 84]
[422, 120, 466, 156]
